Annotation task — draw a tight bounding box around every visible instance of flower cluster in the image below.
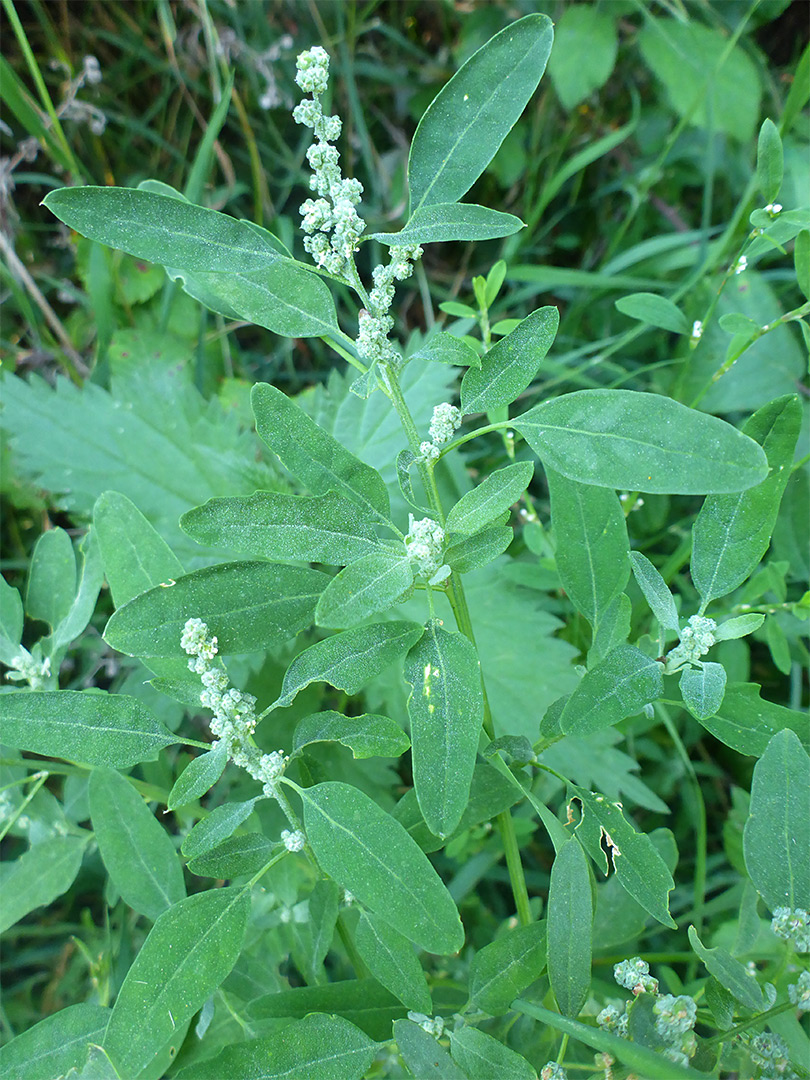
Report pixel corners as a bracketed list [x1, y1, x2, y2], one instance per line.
[405, 515, 449, 584]
[734, 254, 748, 275]
[356, 246, 423, 371]
[788, 970, 810, 1013]
[771, 908, 810, 953]
[3, 647, 51, 690]
[540, 1064, 568, 1080]
[665, 614, 717, 671]
[613, 956, 659, 995]
[420, 402, 462, 462]
[745, 1031, 796, 1080]
[406, 1012, 444, 1038]
[281, 829, 306, 852]
[293, 46, 365, 276]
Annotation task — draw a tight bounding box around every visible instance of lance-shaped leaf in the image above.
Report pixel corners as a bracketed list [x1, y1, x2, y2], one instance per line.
[373, 203, 523, 245]
[103, 888, 250, 1076]
[573, 788, 676, 927]
[691, 394, 801, 604]
[0, 834, 88, 935]
[688, 927, 764, 1010]
[252, 383, 391, 522]
[186, 834, 279, 880]
[168, 743, 229, 810]
[174, 1013, 378, 1080]
[181, 491, 382, 565]
[0, 574, 24, 666]
[446, 526, 513, 575]
[394, 1020, 467, 1080]
[469, 921, 547, 1015]
[514, 389, 768, 494]
[0, 1002, 110, 1080]
[461, 307, 559, 415]
[614, 292, 689, 334]
[104, 561, 327, 658]
[0, 690, 176, 767]
[94, 491, 184, 607]
[560, 645, 663, 737]
[549, 469, 629, 630]
[293, 780, 465, 955]
[450, 1026, 536, 1080]
[408, 14, 554, 213]
[247, 979, 405, 1042]
[25, 527, 76, 629]
[293, 711, 410, 759]
[181, 798, 258, 861]
[355, 909, 433, 1013]
[274, 621, 423, 709]
[404, 621, 484, 839]
[680, 662, 727, 722]
[743, 729, 810, 910]
[89, 767, 186, 921]
[43, 186, 279, 273]
[446, 461, 534, 537]
[411, 333, 481, 368]
[696, 682, 809, 757]
[757, 118, 783, 203]
[547, 838, 593, 1018]
[629, 551, 679, 631]
[315, 552, 413, 629]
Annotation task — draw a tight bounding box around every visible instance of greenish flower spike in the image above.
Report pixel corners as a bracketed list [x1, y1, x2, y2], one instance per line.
[771, 907, 810, 953]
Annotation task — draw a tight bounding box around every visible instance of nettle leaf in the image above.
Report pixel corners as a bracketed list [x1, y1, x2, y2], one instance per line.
[743, 729, 810, 910]
[446, 461, 533, 537]
[629, 551, 679, 631]
[103, 888, 250, 1077]
[461, 307, 559, 415]
[181, 491, 382, 565]
[547, 838, 593, 1018]
[89, 767, 186, 921]
[252, 383, 391, 523]
[25, 527, 76, 629]
[688, 927, 764, 1010]
[175, 1013, 378, 1080]
[168, 743, 229, 810]
[573, 788, 676, 927]
[411, 333, 481, 368]
[560, 645, 663, 737]
[469, 921, 547, 1015]
[394, 1019, 467, 1080]
[450, 1026, 536, 1080]
[355, 909, 432, 1013]
[691, 394, 801, 604]
[293, 711, 410, 759]
[404, 621, 484, 839]
[274, 621, 423, 709]
[373, 203, 523, 245]
[680, 662, 727, 721]
[614, 292, 689, 335]
[515, 389, 768, 494]
[104, 561, 327, 658]
[446, 526, 513, 575]
[548, 469, 629, 631]
[42, 186, 281, 273]
[0, 834, 89, 935]
[0, 1003, 110, 1080]
[293, 780, 465, 955]
[0, 690, 176, 767]
[94, 491, 184, 607]
[181, 798, 258, 861]
[696, 682, 809, 757]
[315, 552, 414, 629]
[408, 13, 553, 213]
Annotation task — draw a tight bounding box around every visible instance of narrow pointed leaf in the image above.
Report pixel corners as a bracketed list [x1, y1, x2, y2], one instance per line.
[450, 1026, 536, 1080]
[186, 833, 277, 880]
[547, 838, 593, 1017]
[181, 798, 258, 861]
[25, 527, 76, 629]
[355, 909, 432, 1013]
[469, 921, 547, 1015]
[308, 879, 340, 979]
[168, 743, 229, 810]
[0, 1003, 110, 1080]
[688, 927, 764, 1010]
[315, 552, 413, 629]
[0, 574, 24, 666]
[294, 711, 410, 759]
[461, 306, 559, 415]
[445, 526, 513, 574]
[446, 462, 533, 537]
[411, 333, 481, 368]
[515, 389, 769, 494]
[757, 118, 783, 202]
[629, 551, 679, 631]
[374, 203, 523, 245]
[615, 292, 689, 334]
[94, 491, 184, 607]
[560, 645, 663, 737]
[0, 835, 88, 935]
[680, 662, 727, 721]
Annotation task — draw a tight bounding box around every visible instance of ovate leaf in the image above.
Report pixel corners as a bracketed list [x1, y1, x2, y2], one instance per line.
[0, 574, 24, 665]
[355, 910, 432, 1013]
[393, 1019, 467, 1080]
[186, 833, 277, 880]
[469, 921, 547, 1015]
[450, 1026, 536, 1080]
[411, 333, 481, 368]
[0, 835, 88, 935]
[25, 527, 76, 629]
[560, 645, 663, 737]
[547, 838, 593, 1017]
[94, 491, 184, 607]
[615, 292, 689, 335]
[0, 1003, 110, 1080]
[680, 662, 727, 722]
[168, 743, 229, 810]
[756, 118, 783, 203]
[696, 682, 809, 757]
[548, 5, 618, 110]
[461, 307, 559, 415]
[315, 552, 413, 629]
[181, 798, 258, 861]
[293, 711, 410, 760]
[446, 461, 533, 537]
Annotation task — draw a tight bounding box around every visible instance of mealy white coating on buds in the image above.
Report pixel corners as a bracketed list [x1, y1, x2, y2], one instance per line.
[614, 956, 659, 995]
[294, 45, 330, 95]
[405, 515, 447, 582]
[772, 907, 810, 953]
[540, 1064, 568, 1080]
[665, 614, 717, 670]
[789, 971, 810, 1013]
[281, 828, 306, 852]
[653, 995, 697, 1038]
[597, 1003, 629, 1037]
[406, 1012, 444, 1038]
[4, 648, 51, 690]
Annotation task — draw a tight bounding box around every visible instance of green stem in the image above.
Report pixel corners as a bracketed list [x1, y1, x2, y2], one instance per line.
[702, 1000, 798, 1047]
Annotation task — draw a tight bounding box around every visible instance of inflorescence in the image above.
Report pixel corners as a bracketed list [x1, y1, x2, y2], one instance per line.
[771, 907, 810, 953]
[405, 515, 450, 585]
[664, 614, 717, 672]
[420, 402, 462, 462]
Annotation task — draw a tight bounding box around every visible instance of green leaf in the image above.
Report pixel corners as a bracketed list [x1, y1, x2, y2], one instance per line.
[411, 333, 481, 368]
[274, 621, 423, 709]
[393, 1019, 467, 1079]
[408, 14, 553, 213]
[181, 491, 382, 566]
[629, 551, 679, 631]
[247, 979, 405, 1042]
[560, 645, 663, 737]
[548, 469, 629, 630]
[691, 395, 801, 604]
[315, 552, 413, 629]
[89, 767, 185, 920]
[469, 921, 547, 1015]
[795, 230, 810, 300]
[743, 729, 810, 910]
[252, 383, 391, 523]
[697, 682, 810, 757]
[757, 118, 783, 203]
[0, 834, 88, 934]
[0, 690, 176, 767]
[680, 662, 727, 722]
[718, 312, 760, 336]
[515, 389, 768, 494]
[445, 526, 513, 575]
[104, 561, 327, 657]
[714, 613, 765, 642]
[50, 529, 104, 655]
[0, 573, 24, 665]
[439, 301, 476, 318]
[0, 1003, 110, 1080]
[186, 834, 277, 880]
[103, 887, 250, 1076]
[94, 491, 184, 607]
[547, 5, 618, 110]
[449, 1026, 536, 1080]
[592, 829, 678, 948]
[25, 527, 77, 631]
[175, 1013, 378, 1080]
[294, 781, 464, 955]
[573, 788, 676, 927]
[588, 593, 632, 667]
[168, 743, 229, 810]
[404, 621, 484, 839]
[375, 203, 523, 245]
[355, 910, 432, 1013]
[460, 307, 559, 415]
[181, 798, 257, 861]
[42, 187, 279, 273]
[687, 926, 764, 1010]
[446, 462, 533, 537]
[614, 292, 689, 335]
[294, 711, 410, 759]
[547, 838, 593, 1018]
